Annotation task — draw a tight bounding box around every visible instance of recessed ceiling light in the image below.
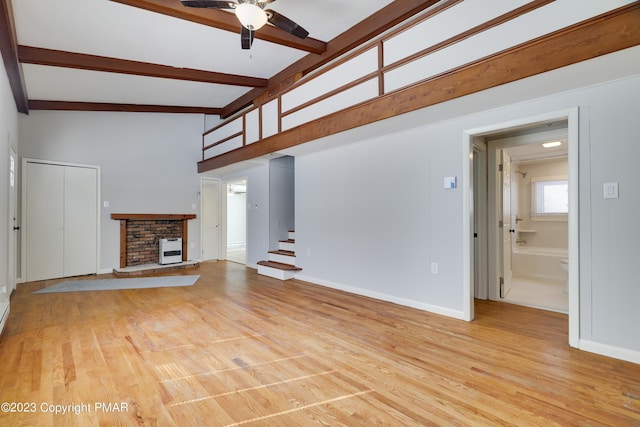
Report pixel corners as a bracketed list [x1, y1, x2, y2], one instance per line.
[542, 140, 562, 148]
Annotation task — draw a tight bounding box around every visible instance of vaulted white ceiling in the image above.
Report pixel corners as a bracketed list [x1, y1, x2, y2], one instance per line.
[7, 0, 397, 114]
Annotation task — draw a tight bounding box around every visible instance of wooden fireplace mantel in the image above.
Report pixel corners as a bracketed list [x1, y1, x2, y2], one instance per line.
[111, 214, 196, 221]
[111, 213, 196, 268]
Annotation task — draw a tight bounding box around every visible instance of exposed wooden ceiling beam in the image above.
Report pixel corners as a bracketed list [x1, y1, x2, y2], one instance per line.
[0, 0, 28, 113]
[109, 0, 326, 54]
[28, 100, 221, 115]
[220, 0, 450, 117]
[18, 45, 267, 87]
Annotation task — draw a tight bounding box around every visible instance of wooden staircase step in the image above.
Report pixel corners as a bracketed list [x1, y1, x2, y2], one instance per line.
[269, 250, 295, 256]
[278, 239, 296, 251]
[257, 261, 302, 271]
[259, 230, 300, 280]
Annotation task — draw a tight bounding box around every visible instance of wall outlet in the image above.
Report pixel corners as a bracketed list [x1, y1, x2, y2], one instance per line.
[431, 262, 438, 274]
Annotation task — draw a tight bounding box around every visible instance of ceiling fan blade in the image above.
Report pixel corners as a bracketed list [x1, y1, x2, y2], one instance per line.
[180, 1, 236, 9]
[265, 9, 309, 39]
[241, 26, 255, 50]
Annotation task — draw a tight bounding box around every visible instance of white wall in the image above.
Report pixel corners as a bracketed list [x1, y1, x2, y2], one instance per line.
[0, 58, 19, 309]
[18, 111, 205, 273]
[292, 49, 640, 359]
[585, 76, 640, 353]
[295, 115, 465, 317]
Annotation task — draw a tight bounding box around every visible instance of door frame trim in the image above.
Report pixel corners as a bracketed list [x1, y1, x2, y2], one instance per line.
[21, 158, 101, 281]
[472, 142, 488, 301]
[462, 107, 579, 347]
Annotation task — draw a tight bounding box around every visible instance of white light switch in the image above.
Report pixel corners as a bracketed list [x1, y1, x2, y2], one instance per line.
[603, 182, 619, 199]
[103, 201, 110, 208]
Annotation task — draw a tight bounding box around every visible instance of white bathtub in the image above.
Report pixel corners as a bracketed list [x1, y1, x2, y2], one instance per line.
[511, 246, 568, 282]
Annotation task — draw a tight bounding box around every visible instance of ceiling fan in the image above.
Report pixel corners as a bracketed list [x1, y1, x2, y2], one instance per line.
[180, 0, 309, 49]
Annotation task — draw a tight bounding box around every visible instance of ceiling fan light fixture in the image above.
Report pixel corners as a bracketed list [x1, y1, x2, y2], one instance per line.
[235, 3, 268, 31]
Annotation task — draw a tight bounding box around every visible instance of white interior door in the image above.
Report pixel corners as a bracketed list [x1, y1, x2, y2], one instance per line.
[201, 178, 220, 261]
[26, 162, 65, 281]
[64, 166, 97, 277]
[500, 150, 513, 298]
[8, 146, 17, 293]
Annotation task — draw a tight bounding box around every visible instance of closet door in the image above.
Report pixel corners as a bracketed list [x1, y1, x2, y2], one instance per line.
[64, 166, 97, 277]
[25, 161, 98, 282]
[25, 162, 64, 281]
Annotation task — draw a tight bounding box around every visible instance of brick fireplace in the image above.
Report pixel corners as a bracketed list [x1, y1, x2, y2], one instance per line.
[111, 214, 196, 268]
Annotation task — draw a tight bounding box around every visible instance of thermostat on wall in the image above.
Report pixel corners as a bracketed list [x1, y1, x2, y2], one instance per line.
[444, 176, 457, 189]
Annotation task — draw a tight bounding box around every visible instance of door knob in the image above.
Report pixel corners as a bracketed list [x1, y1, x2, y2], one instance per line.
[13, 226, 20, 231]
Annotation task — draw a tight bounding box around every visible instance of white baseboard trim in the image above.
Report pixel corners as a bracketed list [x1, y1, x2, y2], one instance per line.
[294, 274, 466, 321]
[579, 339, 640, 365]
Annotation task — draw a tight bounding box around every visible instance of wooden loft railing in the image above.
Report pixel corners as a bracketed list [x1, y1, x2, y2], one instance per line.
[198, 2, 640, 173]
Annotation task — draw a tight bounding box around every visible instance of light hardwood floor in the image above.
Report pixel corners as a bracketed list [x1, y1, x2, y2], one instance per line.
[1, 261, 638, 426]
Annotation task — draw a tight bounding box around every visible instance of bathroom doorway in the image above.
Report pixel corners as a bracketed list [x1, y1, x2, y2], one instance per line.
[226, 179, 247, 264]
[464, 108, 579, 347]
[494, 135, 569, 313]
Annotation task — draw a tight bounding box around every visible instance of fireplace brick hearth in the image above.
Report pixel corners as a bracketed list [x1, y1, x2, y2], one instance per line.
[111, 214, 196, 268]
[126, 220, 183, 266]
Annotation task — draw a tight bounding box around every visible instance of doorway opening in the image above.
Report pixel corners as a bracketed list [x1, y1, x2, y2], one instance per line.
[226, 179, 247, 264]
[464, 108, 579, 347]
[488, 126, 569, 313]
